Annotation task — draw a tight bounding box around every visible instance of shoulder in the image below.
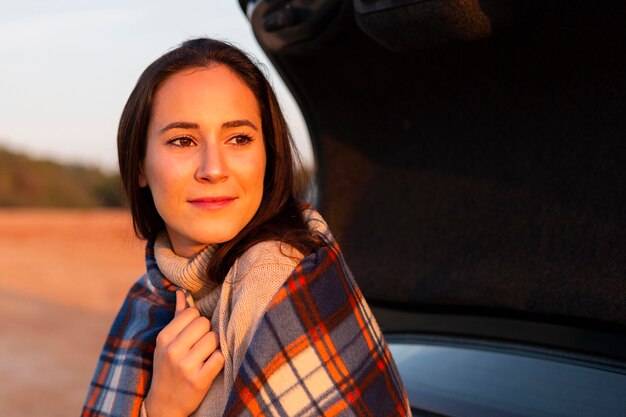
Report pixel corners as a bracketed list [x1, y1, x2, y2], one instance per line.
[107, 274, 174, 342]
[220, 242, 305, 360]
[83, 274, 169, 417]
[224, 241, 304, 303]
[232, 240, 304, 280]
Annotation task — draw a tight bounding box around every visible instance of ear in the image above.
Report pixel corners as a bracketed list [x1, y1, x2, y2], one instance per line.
[138, 165, 148, 187]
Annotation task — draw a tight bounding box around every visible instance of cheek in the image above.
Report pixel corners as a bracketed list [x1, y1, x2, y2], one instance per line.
[236, 147, 266, 198]
[251, 155, 267, 198]
[142, 155, 180, 202]
[150, 170, 184, 201]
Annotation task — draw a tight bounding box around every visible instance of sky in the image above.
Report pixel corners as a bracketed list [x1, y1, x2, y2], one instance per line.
[0, 0, 312, 172]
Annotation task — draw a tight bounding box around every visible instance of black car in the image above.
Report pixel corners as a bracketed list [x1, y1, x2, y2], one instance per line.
[238, 1, 626, 416]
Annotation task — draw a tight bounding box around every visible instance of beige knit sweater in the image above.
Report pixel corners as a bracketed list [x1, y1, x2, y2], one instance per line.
[143, 235, 304, 417]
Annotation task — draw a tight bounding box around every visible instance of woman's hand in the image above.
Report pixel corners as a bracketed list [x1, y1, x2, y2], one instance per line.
[144, 290, 225, 417]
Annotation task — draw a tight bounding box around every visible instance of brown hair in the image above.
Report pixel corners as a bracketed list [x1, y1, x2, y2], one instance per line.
[118, 38, 322, 282]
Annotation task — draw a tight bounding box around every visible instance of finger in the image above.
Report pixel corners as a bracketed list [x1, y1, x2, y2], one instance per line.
[197, 349, 225, 386]
[186, 331, 219, 365]
[176, 331, 219, 376]
[157, 307, 201, 346]
[175, 290, 186, 316]
[168, 316, 212, 353]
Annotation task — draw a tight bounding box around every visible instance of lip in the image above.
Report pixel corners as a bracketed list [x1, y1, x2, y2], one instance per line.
[188, 196, 237, 210]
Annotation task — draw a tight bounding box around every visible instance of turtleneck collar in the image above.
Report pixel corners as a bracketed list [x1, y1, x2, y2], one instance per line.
[146, 204, 335, 303]
[153, 232, 218, 299]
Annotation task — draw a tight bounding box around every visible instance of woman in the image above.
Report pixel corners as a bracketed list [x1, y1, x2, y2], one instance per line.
[82, 38, 410, 417]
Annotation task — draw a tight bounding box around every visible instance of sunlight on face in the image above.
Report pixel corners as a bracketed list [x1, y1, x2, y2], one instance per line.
[140, 65, 266, 258]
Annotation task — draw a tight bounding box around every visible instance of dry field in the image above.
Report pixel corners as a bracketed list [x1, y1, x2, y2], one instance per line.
[0, 209, 146, 417]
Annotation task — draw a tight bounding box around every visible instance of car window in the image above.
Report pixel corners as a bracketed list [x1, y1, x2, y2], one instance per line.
[389, 337, 626, 417]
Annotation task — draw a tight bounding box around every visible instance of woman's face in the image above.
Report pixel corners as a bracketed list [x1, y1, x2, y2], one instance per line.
[140, 65, 266, 257]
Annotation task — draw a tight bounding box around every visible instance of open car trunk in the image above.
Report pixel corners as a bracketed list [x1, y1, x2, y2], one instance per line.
[238, 0, 626, 361]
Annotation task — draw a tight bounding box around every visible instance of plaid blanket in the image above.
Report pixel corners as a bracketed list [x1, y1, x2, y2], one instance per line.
[223, 242, 410, 417]
[83, 239, 410, 416]
[82, 242, 176, 417]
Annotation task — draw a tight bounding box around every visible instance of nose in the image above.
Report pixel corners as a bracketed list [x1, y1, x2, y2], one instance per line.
[195, 142, 228, 183]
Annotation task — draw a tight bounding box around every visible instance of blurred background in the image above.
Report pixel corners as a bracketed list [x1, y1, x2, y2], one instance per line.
[0, 1, 311, 415]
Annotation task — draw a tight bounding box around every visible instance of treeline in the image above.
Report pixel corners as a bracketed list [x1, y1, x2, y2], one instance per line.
[0, 147, 123, 207]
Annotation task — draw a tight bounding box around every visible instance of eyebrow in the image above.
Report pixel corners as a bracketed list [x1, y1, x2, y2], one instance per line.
[222, 119, 259, 131]
[159, 119, 259, 134]
[159, 121, 199, 133]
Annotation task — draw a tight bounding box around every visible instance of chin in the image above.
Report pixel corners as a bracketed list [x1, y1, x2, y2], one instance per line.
[197, 228, 242, 245]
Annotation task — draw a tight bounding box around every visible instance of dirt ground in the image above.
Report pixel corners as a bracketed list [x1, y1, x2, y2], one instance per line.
[0, 209, 146, 417]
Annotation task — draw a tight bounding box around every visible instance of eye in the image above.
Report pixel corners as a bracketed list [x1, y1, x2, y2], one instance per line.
[228, 133, 254, 146]
[167, 136, 196, 147]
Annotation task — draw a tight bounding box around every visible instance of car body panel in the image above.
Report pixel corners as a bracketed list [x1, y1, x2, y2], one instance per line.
[238, 0, 626, 374]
